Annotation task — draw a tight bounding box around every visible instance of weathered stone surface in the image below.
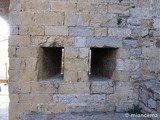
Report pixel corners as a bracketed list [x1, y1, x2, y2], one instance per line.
[31, 81, 58, 94]
[108, 4, 130, 15]
[65, 13, 90, 26]
[58, 82, 90, 94]
[86, 37, 122, 48]
[74, 37, 122, 48]
[34, 12, 64, 25]
[111, 71, 130, 81]
[8, 0, 160, 119]
[51, 1, 76, 12]
[90, 13, 117, 27]
[108, 28, 131, 37]
[45, 26, 68, 36]
[91, 80, 114, 94]
[69, 27, 93, 37]
[148, 98, 156, 109]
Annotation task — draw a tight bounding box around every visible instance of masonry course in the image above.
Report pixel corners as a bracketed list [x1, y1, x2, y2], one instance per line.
[0, 0, 158, 120]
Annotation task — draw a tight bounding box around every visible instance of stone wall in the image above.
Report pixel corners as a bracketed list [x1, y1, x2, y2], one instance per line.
[139, 80, 160, 118]
[8, 0, 160, 120]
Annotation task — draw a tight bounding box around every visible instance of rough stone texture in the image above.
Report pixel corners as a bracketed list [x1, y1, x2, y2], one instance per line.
[23, 112, 145, 120]
[7, 0, 160, 120]
[139, 81, 160, 116]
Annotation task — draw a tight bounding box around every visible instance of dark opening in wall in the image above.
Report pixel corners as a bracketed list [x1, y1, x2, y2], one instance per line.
[42, 47, 64, 80]
[90, 48, 117, 80]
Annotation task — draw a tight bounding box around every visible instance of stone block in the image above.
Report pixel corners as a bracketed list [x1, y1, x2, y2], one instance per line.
[77, 2, 92, 14]
[65, 58, 88, 71]
[69, 27, 93, 37]
[139, 102, 152, 113]
[9, 81, 31, 94]
[9, 1, 21, 11]
[77, 71, 89, 82]
[157, 101, 160, 112]
[90, 13, 117, 27]
[9, 35, 30, 47]
[91, 80, 114, 94]
[123, 40, 138, 49]
[19, 94, 52, 104]
[66, 103, 86, 112]
[127, 17, 141, 26]
[10, 25, 19, 35]
[115, 82, 133, 95]
[64, 47, 79, 59]
[74, 37, 86, 48]
[108, 28, 131, 37]
[130, 8, 150, 18]
[65, 13, 90, 26]
[29, 0, 50, 11]
[140, 89, 149, 105]
[64, 71, 77, 82]
[116, 59, 130, 71]
[31, 36, 73, 47]
[31, 81, 58, 94]
[8, 69, 20, 81]
[111, 70, 130, 81]
[116, 103, 133, 112]
[141, 19, 153, 28]
[35, 12, 64, 25]
[86, 37, 122, 48]
[94, 27, 107, 36]
[45, 26, 68, 36]
[9, 94, 19, 103]
[51, 1, 76, 12]
[153, 18, 160, 28]
[108, 4, 129, 15]
[9, 58, 24, 70]
[47, 103, 66, 114]
[130, 71, 141, 80]
[22, 113, 48, 120]
[19, 70, 38, 81]
[19, 26, 29, 35]
[107, 94, 128, 103]
[87, 94, 106, 106]
[116, 48, 129, 59]
[148, 98, 156, 109]
[129, 48, 142, 57]
[14, 47, 30, 58]
[9, 11, 34, 25]
[137, 0, 151, 8]
[53, 94, 79, 104]
[79, 48, 89, 59]
[131, 28, 148, 38]
[30, 25, 45, 35]
[58, 82, 90, 94]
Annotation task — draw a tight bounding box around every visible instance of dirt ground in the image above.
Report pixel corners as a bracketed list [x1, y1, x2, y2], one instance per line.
[0, 83, 9, 120]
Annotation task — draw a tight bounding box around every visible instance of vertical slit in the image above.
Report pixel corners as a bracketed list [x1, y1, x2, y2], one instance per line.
[61, 48, 64, 74]
[89, 49, 91, 75]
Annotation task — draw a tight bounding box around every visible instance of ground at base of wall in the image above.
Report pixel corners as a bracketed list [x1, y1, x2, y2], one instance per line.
[0, 83, 9, 120]
[23, 112, 145, 120]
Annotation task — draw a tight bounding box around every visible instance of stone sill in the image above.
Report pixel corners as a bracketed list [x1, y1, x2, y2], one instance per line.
[90, 75, 112, 81]
[43, 74, 64, 82]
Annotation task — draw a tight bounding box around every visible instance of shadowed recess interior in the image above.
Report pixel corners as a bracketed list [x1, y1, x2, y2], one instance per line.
[42, 47, 64, 80]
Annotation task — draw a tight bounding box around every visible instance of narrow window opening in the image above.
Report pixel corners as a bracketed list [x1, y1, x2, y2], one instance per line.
[41, 47, 64, 80]
[90, 48, 117, 80]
